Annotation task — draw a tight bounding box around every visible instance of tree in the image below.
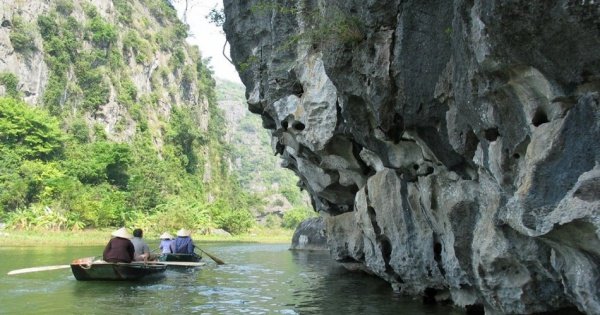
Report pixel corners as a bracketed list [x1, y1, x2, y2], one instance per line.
[0, 97, 64, 160]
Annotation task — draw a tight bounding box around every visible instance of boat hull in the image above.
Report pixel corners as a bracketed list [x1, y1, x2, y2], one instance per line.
[70, 257, 167, 281]
[158, 253, 202, 262]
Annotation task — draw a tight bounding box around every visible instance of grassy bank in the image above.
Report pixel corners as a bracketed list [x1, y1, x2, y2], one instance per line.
[0, 227, 294, 247]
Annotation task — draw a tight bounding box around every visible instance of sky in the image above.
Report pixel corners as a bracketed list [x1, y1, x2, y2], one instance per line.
[172, 0, 242, 84]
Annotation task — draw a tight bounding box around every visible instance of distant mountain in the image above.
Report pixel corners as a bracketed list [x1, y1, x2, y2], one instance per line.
[216, 78, 313, 225]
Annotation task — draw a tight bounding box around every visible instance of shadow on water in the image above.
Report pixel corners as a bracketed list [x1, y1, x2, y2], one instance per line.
[0, 243, 464, 314]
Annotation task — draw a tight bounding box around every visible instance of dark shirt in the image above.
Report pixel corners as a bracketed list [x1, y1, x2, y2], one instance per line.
[170, 236, 195, 254]
[103, 237, 134, 263]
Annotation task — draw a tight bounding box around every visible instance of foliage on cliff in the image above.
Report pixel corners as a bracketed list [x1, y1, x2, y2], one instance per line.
[216, 79, 316, 229]
[0, 0, 255, 234]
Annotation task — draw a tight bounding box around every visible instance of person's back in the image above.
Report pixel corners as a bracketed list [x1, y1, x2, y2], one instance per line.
[171, 237, 194, 254]
[170, 229, 195, 254]
[160, 239, 172, 253]
[103, 228, 134, 263]
[131, 228, 151, 261]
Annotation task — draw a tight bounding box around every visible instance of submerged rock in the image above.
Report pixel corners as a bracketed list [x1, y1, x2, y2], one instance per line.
[223, 0, 600, 313]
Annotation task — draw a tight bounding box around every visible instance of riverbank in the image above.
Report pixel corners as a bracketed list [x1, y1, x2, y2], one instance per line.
[0, 228, 293, 247]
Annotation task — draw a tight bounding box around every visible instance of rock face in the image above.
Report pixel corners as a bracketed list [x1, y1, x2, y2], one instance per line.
[223, 0, 600, 313]
[0, 0, 209, 145]
[290, 217, 327, 251]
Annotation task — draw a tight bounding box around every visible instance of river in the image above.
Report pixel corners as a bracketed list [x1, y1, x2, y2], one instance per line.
[0, 243, 463, 314]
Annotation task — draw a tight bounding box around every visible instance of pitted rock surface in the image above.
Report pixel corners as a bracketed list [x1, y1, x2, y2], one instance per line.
[223, 1, 600, 313]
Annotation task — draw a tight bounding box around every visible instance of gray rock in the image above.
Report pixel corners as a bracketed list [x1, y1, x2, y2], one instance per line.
[290, 217, 327, 251]
[224, 0, 600, 313]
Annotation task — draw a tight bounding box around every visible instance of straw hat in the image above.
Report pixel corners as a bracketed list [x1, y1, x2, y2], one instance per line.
[176, 228, 191, 237]
[111, 227, 133, 239]
[160, 232, 173, 239]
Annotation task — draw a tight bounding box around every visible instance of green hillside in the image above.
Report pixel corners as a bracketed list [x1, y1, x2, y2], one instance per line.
[0, 0, 256, 234]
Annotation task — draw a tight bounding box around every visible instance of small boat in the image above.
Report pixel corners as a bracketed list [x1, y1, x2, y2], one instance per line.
[70, 257, 167, 281]
[158, 253, 202, 263]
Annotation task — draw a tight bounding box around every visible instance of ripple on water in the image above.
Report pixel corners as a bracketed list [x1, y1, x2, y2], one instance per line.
[2, 244, 464, 315]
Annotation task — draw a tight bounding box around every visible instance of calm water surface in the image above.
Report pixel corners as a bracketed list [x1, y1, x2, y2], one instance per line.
[0, 243, 462, 314]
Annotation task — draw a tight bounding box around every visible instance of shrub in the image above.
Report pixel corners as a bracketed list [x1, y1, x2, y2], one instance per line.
[113, 0, 133, 24]
[55, 0, 74, 15]
[0, 72, 19, 98]
[0, 97, 64, 160]
[9, 16, 36, 53]
[87, 16, 117, 48]
[282, 206, 316, 229]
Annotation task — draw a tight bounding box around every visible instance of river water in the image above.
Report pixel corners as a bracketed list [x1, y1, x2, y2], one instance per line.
[0, 243, 462, 314]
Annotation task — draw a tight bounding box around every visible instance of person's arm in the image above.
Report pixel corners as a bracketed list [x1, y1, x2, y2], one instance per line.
[127, 241, 135, 262]
[143, 242, 150, 254]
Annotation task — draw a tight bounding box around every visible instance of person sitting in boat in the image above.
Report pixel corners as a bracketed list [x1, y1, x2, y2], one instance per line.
[159, 232, 174, 254]
[170, 229, 195, 254]
[131, 228, 154, 261]
[103, 227, 135, 263]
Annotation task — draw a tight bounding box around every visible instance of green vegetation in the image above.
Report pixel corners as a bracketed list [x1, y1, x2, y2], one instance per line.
[0, 73, 20, 98]
[0, 0, 317, 238]
[216, 80, 317, 229]
[0, 1, 259, 236]
[9, 16, 37, 53]
[0, 227, 294, 247]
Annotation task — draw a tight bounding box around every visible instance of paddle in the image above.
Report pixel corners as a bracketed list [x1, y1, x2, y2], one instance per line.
[143, 261, 205, 267]
[196, 248, 225, 265]
[7, 265, 71, 275]
[7, 260, 205, 275]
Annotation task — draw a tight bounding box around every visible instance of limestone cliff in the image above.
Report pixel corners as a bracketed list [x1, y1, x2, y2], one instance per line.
[223, 0, 600, 313]
[0, 0, 211, 145]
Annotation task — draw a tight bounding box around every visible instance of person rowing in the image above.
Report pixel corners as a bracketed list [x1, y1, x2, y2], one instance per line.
[170, 229, 195, 254]
[102, 227, 134, 263]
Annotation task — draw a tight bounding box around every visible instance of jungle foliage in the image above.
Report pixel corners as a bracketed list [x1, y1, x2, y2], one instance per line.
[0, 0, 260, 235]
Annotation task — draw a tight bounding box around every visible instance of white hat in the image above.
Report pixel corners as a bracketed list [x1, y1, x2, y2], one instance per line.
[176, 228, 191, 237]
[111, 227, 133, 239]
[160, 232, 173, 239]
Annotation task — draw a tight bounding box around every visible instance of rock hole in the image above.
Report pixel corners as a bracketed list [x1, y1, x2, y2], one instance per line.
[413, 164, 419, 170]
[422, 288, 438, 305]
[465, 304, 485, 315]
[281, 120, 288, 131]
[464, 129, 479, 159]
[292, 121, 305, 131]
[367, 206, 381, 235]
[292, 82, 304, 98]
[513, 153, 520, 159]
[1, 19, 11, 27]
[483, 127, 499, 142]
[532, 109, 549, 127]
[433, 242, 442, 263]
[379, 237, 392, 266]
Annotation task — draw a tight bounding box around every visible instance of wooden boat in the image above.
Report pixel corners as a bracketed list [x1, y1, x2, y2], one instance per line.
[158, 253, 202, 263]
[70, 257, 167, 281]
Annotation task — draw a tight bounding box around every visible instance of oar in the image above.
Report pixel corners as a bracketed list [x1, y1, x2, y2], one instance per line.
[197, 248, 225, 265]
[143, 261, 205, 267]
[7, 265, 71, 275]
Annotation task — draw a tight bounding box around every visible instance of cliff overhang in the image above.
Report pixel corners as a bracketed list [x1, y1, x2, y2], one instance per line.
[223, 1, 600, 313]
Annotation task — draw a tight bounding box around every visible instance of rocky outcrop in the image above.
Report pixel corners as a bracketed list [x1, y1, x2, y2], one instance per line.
[290, 217, 327, 251]
[223, 0, 600, 313]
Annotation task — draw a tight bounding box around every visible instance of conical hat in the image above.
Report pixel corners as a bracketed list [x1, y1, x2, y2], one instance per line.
[176, 228, 191, 237]
[111, 227, 133, 239]
[160, 232, 173, 239]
